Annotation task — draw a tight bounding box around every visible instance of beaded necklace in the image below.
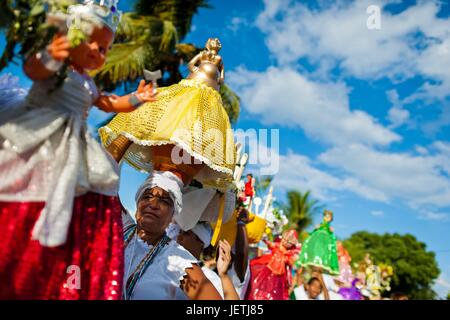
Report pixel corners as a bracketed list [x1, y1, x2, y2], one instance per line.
[123, 224, 171, 300]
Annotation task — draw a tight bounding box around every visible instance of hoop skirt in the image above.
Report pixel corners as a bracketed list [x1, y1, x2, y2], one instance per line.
[99, 78, 235, 188]
[296, 222, 339, 275]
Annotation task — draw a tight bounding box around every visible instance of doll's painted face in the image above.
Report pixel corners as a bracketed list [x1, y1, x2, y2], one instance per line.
[324, 210, 333, 223]
[206, 38, 222, 53]
[70, 25, 114, 71]
[281, 230, 298, 249]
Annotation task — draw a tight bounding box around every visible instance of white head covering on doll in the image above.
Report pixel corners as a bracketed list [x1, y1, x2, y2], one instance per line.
[67, 0, 122, 34]
[135, 171, 183, 217]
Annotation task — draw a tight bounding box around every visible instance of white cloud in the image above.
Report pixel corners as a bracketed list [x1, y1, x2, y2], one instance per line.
[371, 210, 385, 217]
[421, 105, 450, 137]
[228, 66, 401, 147]
[386, 90, 410, 128]
[227, 16, 249, 32]
[271, 151, 388, 202]
[256, 0, 450, 102]
[435, 273, 450, 299]
[415, 145, 429, 155]
[387, 106, 410, 128]
[418, 211, 450, 222]
[228, 0, 450, 219]
[319, 143, 450, 209]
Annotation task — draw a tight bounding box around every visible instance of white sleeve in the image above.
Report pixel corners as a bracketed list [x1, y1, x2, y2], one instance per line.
[166, 243, 200, 286]
[294, 286, 309, 300]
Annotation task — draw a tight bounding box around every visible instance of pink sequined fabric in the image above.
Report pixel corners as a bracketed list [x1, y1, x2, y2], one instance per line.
[0, 192, 124, 300]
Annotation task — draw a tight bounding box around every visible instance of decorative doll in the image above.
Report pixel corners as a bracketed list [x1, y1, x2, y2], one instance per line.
[0, 0, 155, 299]
[338, 278, 364, 300]
[296, 210, 340, 275]
[99, 37, 235, 189]
[245, 230, 301, 300]
[336, 240, 354, 286]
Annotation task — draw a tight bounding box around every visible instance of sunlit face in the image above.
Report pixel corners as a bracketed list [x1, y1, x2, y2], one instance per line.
[70, 25, 114, 71]
[307, 279, 323, 299]
[135, 187, 174, 235]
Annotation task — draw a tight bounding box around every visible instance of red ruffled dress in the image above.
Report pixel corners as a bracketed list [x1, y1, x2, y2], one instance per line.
[0, 70, 123, 299]
[245, 241, 299, 300]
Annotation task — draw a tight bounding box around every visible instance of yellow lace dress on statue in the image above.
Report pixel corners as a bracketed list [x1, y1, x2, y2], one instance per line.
[99, 77, 235, 188]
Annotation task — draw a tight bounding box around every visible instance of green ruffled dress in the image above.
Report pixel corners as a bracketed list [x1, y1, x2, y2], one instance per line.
[296, 221, 340, 275]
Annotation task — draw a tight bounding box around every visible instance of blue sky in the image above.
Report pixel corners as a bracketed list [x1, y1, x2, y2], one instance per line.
[1, 0, 449, 298]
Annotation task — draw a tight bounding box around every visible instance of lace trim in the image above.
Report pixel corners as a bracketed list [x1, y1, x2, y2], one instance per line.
[297, 262, 340, 275]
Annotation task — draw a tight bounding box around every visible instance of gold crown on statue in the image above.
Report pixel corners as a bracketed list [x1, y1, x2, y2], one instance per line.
[67, 0, 122, 33]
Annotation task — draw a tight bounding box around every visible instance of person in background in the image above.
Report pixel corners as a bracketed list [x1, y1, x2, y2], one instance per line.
[228, 206, 251, 299]
[176, 222, 240, 300]
[121, 172, 222, 300]
[391, 292, 408, 300]
[294, 272, 330, 300]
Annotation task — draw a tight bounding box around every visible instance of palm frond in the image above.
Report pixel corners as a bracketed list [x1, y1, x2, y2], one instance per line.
[135, 0, 211, 40]
[254, 175, 274, 197]
[92, 41, 153, 89]
[283, 190, 322, 234]
[160, 20, 178, 51]
[176, 42, 200, 63]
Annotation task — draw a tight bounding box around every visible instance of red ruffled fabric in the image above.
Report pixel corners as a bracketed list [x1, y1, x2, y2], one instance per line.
[0, 192, 124, 300]
[245, 243, 298, 300]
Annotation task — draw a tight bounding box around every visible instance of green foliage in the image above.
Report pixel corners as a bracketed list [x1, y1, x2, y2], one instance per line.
[0, 0, 75, 71]
[281, 190, 323, 235]
[135, 0, 210, 40]
[343, 231, 440, 300]
[447, 291, 450, 300]
[253, 175, 273, 198]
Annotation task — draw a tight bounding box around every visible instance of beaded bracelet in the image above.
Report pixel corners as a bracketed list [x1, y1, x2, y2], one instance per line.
[128, 93, 144, 108]
[36, 50, 64, 72]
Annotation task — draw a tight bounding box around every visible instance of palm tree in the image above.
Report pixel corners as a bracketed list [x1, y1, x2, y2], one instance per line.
[281, 190, 323, 235]
[253, 175, 273, 198]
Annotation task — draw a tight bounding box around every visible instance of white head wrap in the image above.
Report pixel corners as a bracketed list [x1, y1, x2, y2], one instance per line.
[165, 222, 212, 248]
[191, 222, 213, 249]
[135, 171, 183, 216]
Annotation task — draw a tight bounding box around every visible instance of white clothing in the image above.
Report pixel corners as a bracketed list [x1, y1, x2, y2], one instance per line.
[201, 266, 224, 299]
[124, 233, 198, 300]
[320, 274, 343, 300]
[294, 285, 322, 300]
[228, 263, 250, 300]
